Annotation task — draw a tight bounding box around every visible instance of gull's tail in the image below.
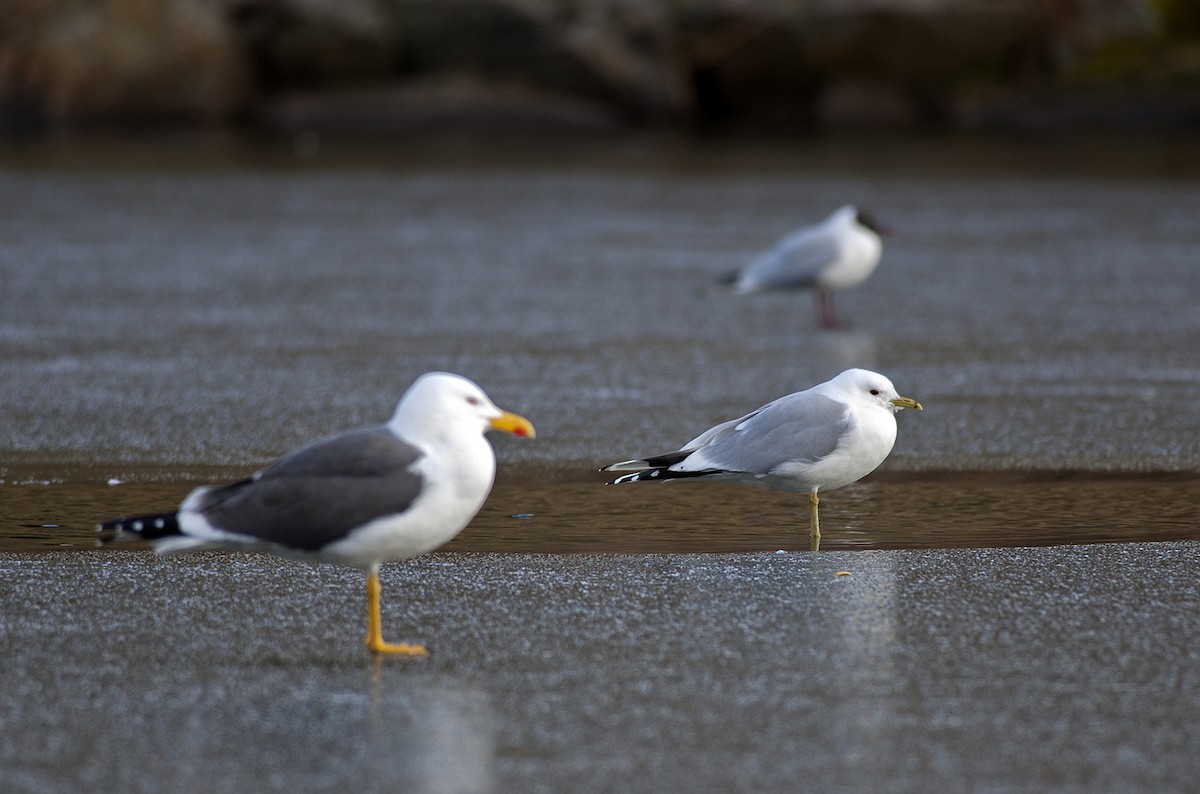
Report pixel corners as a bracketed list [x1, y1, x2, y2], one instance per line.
[96, 512, 181, 545]
[602, 449, 689, 472]
[602, 451, 722, 485]
[606, 467, 721, 485]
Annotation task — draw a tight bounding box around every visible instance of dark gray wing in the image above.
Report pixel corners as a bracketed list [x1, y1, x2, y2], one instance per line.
[678, 392, 850, 474]
[193, 427, 425, 551]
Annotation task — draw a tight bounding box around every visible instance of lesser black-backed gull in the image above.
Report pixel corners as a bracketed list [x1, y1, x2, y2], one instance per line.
[99, 372, 534, 656]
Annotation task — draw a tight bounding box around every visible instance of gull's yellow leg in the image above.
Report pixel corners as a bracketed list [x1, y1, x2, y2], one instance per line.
[809, 489, 821, 552]
[364, 567, 428, 656]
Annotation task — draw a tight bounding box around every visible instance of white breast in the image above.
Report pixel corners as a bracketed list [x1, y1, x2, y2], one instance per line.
[817, 224, 882, 291]
[324, 434, 496, 568]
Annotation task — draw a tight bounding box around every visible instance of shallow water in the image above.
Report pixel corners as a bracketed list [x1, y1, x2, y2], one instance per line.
[5, 469, 1198, 553]
[1, 134, 1198, 552]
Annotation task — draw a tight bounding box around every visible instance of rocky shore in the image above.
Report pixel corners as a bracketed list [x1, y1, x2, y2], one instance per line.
[2, 0, 1198, 136]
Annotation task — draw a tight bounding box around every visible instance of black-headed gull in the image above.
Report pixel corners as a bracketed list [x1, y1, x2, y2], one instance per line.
[730, 205, 888, 329]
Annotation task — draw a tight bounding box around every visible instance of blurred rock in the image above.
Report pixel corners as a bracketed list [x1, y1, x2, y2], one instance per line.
[256, 76, 631, 135]
[230, 0, 395, 88]
[1, 0, 251, 128]
[384, 0, 690, 124]
[0, 0, 1194, 135]
[675, 0, 1163, 131]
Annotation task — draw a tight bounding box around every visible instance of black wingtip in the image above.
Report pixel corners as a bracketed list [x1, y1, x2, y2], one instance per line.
[96, 513, 181, 544]
[608, 467, 728, 485]
[95, 518, 122, 546]
[607, 469, 665, 485]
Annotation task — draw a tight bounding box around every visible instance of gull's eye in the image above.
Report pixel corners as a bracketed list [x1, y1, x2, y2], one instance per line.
[869, 389, 880, 396]
[466, 395, 481, 406]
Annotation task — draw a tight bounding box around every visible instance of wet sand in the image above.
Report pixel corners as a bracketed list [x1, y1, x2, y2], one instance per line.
[5, 545, 1200, 792]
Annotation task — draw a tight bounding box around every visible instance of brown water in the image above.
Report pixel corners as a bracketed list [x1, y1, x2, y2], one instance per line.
[5, 468, 1198, 553]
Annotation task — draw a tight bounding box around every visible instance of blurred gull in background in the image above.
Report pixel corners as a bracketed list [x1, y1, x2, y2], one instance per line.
[726, 205, 889, 329]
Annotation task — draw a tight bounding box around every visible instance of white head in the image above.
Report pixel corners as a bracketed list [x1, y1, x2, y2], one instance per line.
[828, 368, 922, 414]
[389, 372, 535, 442]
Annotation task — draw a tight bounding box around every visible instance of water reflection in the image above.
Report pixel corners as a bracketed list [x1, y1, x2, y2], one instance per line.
[367, 667, 496, 794]
[812, 329, 878, 371]
[3, 470, 1199, 553]
[823, 555, 900, 768]
[718, 291, 878, 370]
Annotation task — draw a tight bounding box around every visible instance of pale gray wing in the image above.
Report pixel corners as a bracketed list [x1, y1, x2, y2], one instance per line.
[193, 427, 425, 551]
[680, 399, 780, 450]
[677, 393, 850, 475]
[607, 402, 778, 472]
[740, 227, 842, 290]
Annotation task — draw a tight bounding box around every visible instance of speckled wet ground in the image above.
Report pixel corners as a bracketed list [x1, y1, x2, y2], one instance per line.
[2, 135, 1199, 791]
[2, 136, 1198, 478]
[5, 546, 1200, 793]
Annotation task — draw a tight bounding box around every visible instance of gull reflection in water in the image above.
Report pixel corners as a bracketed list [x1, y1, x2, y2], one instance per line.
[368, 668, 496, 794]
[812, 329, 878, 371]
[821, 554, 900, 769]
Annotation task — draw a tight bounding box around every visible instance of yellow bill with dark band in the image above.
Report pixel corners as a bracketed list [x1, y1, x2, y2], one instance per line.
[890, 396, 923, 411]
[490, 410, 536, 438]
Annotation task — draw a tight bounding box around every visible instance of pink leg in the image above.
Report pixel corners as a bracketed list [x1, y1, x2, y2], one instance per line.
[815, 290, 840, 329]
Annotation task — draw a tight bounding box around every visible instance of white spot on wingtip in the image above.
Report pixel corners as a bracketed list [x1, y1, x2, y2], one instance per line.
[154, 518, 165, 529]
[132, 520, 143, 531]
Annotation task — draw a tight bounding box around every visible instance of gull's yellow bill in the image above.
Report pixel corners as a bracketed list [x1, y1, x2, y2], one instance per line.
[891, 396, 923, 411]
[490, 410, 536, 438]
